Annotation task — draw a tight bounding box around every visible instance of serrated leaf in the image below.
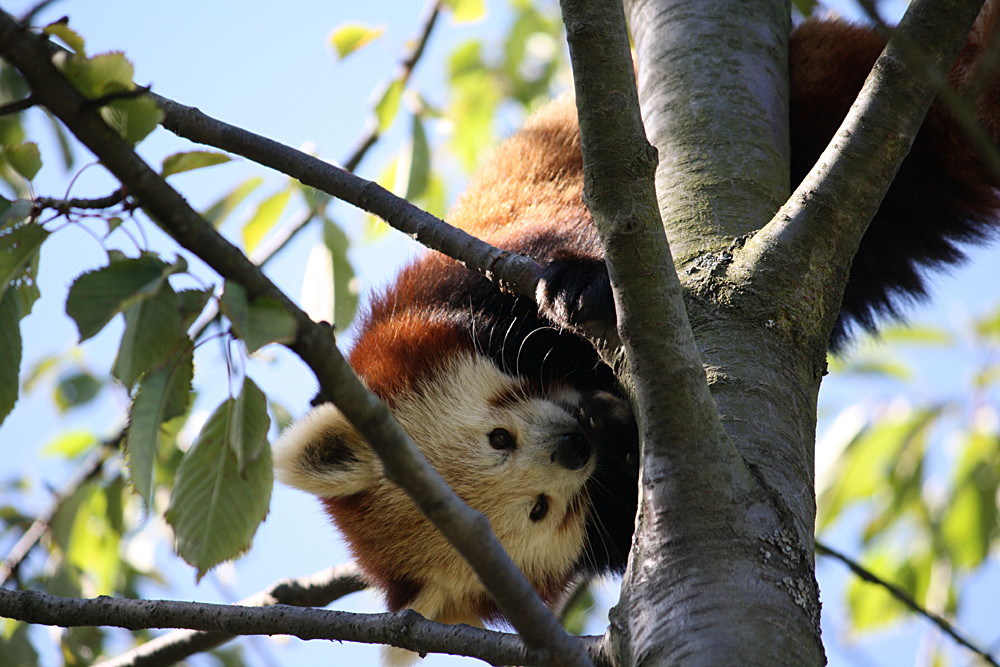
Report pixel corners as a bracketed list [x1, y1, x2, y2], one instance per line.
[220, 282, 297, 353]
[330, 23, 385, 59]
[0, 288, 22, 424]
[165, 397, 272, 579]
[0, 223, 49, 301]
[374, 78, 404, 134]
[322, 218, 358, 330]
[241, 189, 291, 254]
[444, 0, 486, 23]
[161, 151, 231, 178]
[4, 142, 41, 181]
[112, 282, 186, 389]
[126, 349, 193, 506]
[65, 255, 181, 342]
[176, 288, 212, 329]
[44, 20, 86, 55]
[101, 94, 163, 145]
[203, 177, 263, 228]
[229, 377, 270, 473]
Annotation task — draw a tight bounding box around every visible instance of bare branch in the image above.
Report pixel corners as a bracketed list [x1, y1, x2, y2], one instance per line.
[0, 586, 608, 666]
[0, 13, 589, 665]
[151, 92, 543, 300]
[34, 188, 128, 214]
[816, 541, 1000, 667]
[94, 564, 367, 667]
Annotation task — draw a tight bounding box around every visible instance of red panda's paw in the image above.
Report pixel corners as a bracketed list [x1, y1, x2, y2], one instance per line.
[535, 253, 616, 336]
[578, 390, 639, 476]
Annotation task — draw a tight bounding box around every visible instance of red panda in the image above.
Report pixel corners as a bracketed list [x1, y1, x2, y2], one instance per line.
[274, 11, 1000, 651]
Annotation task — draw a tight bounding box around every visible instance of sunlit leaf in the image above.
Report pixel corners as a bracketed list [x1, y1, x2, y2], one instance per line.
[323, 218, 358, 331]
[42, 429, 98, 459]
[4, 142, 41, 181]
[161, 151, 231, 178]
[202, 177, 263, 228]
[43, 20, 86, 55]
[58, 51, 134, 99]
[65, 254, 184, 342]
[374, 78, 404, 134]
[242, 189, 291, 254]
[126, 349, 193, 506]
[165, 397, 272, 580]
[443, 0, 486, 23]
[330, 23, 385, 59]
[66, 481, 121, 593]
[100, 94, 163, 145]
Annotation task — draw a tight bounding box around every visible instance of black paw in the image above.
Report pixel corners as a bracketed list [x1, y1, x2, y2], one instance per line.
[535, 254, 616, 333]
[577, 390, 639, 476]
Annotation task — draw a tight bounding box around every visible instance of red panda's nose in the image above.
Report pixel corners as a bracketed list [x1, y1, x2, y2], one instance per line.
[553, 432, 591, 471]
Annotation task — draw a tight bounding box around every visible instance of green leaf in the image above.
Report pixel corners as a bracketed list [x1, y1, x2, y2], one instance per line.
[374, 78, 404, 134]
[43, 20, 86, 55]
[0, 223, 49, 301]
[443, 0, 486, 23]
[0, 620, 39, 667]
[111, 282, 187, 389]
[41, 429, 98, 458]
[100, 94, 163, 145]
[241, 189, 291, 254]
[330, 23, 385, 59]
[54, 371, 103, 411]
[4, 142, 41, 181]
[396, 114, 430, 200]
[220, 282, 297, 353]
[161, 151, 231, 178]
[165, 397, 272, 580]
[322, 218, 358, 330]
[202, 177, 263, 228]
[229, 377, 270, 474]
[59, 51, 135, 99]
[0, 199, 32, 229]
[0, 288, 22, 424]
[126, 349, 193, 506]
[65, 254, 183, 342]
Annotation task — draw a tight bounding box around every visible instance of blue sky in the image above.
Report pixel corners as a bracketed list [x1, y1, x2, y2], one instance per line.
[2, 1, 998, 666]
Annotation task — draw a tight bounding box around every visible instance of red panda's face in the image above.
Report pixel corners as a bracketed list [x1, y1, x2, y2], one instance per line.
[273, 352, 596, 626]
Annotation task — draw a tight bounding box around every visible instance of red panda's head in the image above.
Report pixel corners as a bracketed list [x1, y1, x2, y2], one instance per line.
[273, 350, 597, 628]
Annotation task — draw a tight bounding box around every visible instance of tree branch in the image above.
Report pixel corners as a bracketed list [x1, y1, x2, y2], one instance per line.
[0, 586, 607, 666]
[93, 564, 367, 667]
[0, 13, 590, 666]
[816, 540, 1000, 667]
[734, 0, 987, 343]
[149, 93, 543, 299]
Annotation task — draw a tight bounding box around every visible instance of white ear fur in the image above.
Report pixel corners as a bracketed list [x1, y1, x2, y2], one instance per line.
[272, 403, 378, 497]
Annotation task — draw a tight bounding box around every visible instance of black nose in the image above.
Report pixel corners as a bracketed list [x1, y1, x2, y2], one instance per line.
[553, 432, 591, 470]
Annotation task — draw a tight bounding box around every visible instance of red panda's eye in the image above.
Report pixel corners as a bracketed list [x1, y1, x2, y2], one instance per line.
[488, 428, 516, 450]
[530, 494, 549, 522]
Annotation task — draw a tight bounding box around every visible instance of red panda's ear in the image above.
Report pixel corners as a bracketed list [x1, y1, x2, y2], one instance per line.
[272, 403, 379, 497]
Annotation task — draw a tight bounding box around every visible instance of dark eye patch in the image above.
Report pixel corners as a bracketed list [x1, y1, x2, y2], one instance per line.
[489, 428, 516, 450]
[530, 494, 549, 522]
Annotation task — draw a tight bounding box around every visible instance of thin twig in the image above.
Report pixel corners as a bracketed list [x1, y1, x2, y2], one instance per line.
[816, 540, 1000, 667]
[34, 188, 128, 214]
[0, 95, 38, 116]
